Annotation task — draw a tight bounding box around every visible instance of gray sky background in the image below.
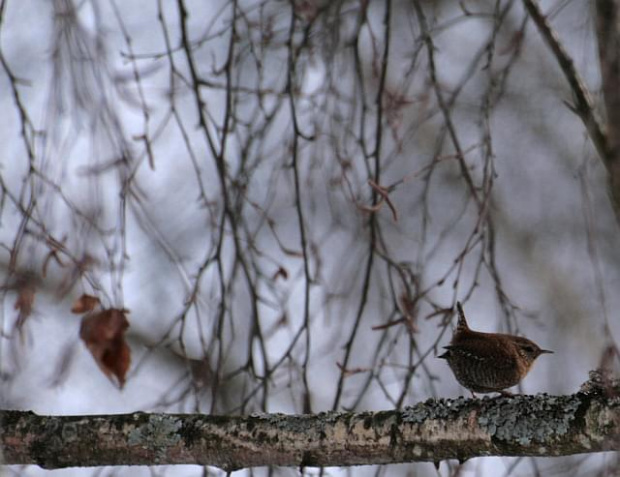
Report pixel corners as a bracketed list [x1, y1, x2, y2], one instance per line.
[0, 0, 617, 475]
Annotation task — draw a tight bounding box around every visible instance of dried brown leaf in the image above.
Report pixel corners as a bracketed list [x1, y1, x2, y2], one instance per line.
[79, 309, 131, 388]
[14, 280, 36, 331]
[71, 294, 101, 314]
[273, 266, 288, 281]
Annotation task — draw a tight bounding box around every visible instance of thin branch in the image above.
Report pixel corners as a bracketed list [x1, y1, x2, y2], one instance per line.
[594, 0, 620, 221]
[595, 0, 620, 160]
[522, 0, 609, 164]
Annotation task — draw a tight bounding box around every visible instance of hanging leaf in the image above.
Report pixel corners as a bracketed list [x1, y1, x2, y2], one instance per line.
[2, 272, 39, 332]
[71, 294, 101, 314]
[79, 309, 131, 388]
[14, 281, 36, 331]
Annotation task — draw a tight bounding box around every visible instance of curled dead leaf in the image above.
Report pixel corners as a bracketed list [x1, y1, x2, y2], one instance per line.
[14, 283, 36, 330]
[71, 294, 101, 314]
[273, 266, 288, 281]
[79, 309, 130, 388]
[4, 272, 40, 332]
[399, 293, 417, 319]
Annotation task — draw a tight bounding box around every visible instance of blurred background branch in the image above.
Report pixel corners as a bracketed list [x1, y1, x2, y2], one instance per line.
[0, 1, 618, 476]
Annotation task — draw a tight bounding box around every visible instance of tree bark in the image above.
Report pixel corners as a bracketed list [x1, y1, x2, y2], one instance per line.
[1, 377, 619, 470]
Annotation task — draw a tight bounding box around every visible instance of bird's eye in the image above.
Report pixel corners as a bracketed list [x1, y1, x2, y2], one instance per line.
[522, 345, 534, 353]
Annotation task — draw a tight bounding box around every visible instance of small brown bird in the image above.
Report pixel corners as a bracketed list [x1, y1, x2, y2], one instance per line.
[439, 302, 553, 396]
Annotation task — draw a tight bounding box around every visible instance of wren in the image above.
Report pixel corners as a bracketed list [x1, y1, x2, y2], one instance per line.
[439, 302, 552, 396]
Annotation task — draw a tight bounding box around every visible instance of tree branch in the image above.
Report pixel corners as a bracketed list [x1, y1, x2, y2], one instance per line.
[595, 0, 620, 218]
[522, 0, 609, 164]
[523, 0, 620, 221]
[595, 0, 620, 159]
[3, 377, 620, 470]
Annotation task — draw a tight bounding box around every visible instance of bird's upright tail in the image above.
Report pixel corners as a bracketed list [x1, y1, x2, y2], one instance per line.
[455, 301, 470, 332]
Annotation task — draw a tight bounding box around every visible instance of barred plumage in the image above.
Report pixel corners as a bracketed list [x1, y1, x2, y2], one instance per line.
[438, 302, 552, 396]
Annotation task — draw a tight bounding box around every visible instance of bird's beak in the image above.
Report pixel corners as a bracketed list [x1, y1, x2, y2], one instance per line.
[540, 349, 554, 355]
